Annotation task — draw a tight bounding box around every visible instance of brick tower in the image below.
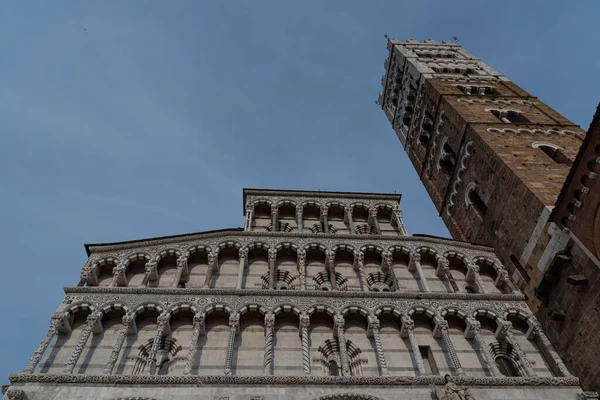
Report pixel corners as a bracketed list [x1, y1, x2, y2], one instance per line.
[377, 39, 600, 390]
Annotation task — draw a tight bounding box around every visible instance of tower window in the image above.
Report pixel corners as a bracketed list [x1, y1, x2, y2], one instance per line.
[439, 143, 457, 174]
[496, 356, 520, 377]
[490, 109, 529, 124]
[468, 188, 487, 217]
[532, 143, 572, 165]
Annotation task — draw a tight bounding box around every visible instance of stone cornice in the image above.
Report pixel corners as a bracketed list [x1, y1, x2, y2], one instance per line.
[7, 373, 579, 387]
[243, 188, 401, 202]
[86, 229, 495, 256]
[64, 286, 524, 301]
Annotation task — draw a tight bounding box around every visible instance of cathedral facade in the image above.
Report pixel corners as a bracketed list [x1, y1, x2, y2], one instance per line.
[4, 189, 586, 399]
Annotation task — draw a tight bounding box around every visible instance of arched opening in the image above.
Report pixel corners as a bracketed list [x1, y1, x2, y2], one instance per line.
[273, 311, 301, 375]
[277, 202, 297, 232]
[306, 247, 326, 291]
[126, 258, 147, 287]
[187, 249, 209, 288]
[122, 309, 160, 375]
[167, 310, 193, 375]
[376, 207, 396, 236]
[419, 252, 446, 292]
[96, 261, 116, 287]
[334, 249, 359, 291]
[439, 142, 456, 174]
[411, 313, 447, 375]
[468, 188, 487, 218]
[328, 360, 340, 376]
[447, 256, 469, 293]
[391, 249, 419, 291]
[154, 253, 177, 288]
[328, 203, 349, 233]
[476, 260, 506, 294]
[309, 311, 334, 376]
[344, 313, 377, 376]
[76, 309, 125, 374]
[303, 203, 321, 233]
[534, 143, 572, 165]
[232, 310, 264, 375]
[275, 247, 298, 289]
[507, 315, 555, 377]
[196, 311, 229, 375]
[253, 202, 272, 231]
[213, 247, 239, 289]
[378, 313, 412, 376]
[352, 205, 371, 235]
[245, 247, 269, 289]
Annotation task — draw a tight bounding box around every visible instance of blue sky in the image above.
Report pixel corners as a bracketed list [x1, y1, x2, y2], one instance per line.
[1, 1, 599, 381]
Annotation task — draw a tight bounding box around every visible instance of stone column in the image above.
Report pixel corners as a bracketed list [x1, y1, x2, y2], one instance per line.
[263, 312, 275, 375]
[466, 316, 499, 376]
[268, 248, 277, 290]
[382, 251, 398, 291]
[466, 263, 487, 294]
[271, 208, 278, 232]
[334, 313, 350, 376]
[497, 320, 534, 376]
[409, 252, 430, 292]
[434, 316, 465, 376]
[321, 208, 329, 233]
[142, 260, 157, 287]
[64, 312, 101, 374]
[296, 208, 304, 233]
[353, 250, 368, 291]
[297, 249, 307, 291]
[22, 313, 65, 373]
[110, 262, 127, 287]
[393, 208, 408, 235]
[528, 322, 572, 377]
[346, 207, 355, 234]
[145, 312, 170, 375]
[203, 251, 218, 289]
[171, 254, 188, 288]
[495, 269, 513, 292]
[236, 248, 248, 289]
[103, 314, 134, 375]
[326, 250, 337, 290]
[299, 312, 310, 374]
[435, 258, 456, 293]
[224, 313, 240, 375]
[369, 207, 381, 234]
[368, 314, 388, 375]
[244, 204, 253, 231]
[401, 315, 426, 375]
[184, 312, 205, 375]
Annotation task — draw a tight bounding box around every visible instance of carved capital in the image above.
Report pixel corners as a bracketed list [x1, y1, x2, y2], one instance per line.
[229, 313, 240, 330]
[145, 260, 157, 274]
[268, 248, 278, 261]
[299, 312, 310, 330]
[401, 315, 415, 331]
[238, 247, 248, 259]
[5, 388, 26, 400]
[176, 255, 188, 269]
[264, 312, 275, 331]
[334, 313, 345, 330]
[368, 314, 380, 331]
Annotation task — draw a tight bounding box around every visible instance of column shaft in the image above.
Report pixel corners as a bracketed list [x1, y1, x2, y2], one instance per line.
[403, 316, 427, 376]
[300, 313, 310, 374]
[327, 251, 337, 290]
[368, 315, 388, 375]
[410, 254, 430, 292]
[224, 314, 239, 375]
[236, 249, 247, 290]
[354, 251, 368, 291]
[184, 314, 204, 375]
[297, 250, 307, 291]
[22, 314, 63, 373]
[346, 209, 355, 234]
[64, 313, 100, 374]
[296, 209, 303, 233]
[334, 314, 350, 376]
[506, 330, 535, 376]
[103, 315, 133, 375]
[268, 249, 277, 290]
[467, 317, 499, 376]
[532, 324, 572, 377]
[203, 252, 217, 288]
[145, 314, 168, 374]
[263, 313, 275, 375]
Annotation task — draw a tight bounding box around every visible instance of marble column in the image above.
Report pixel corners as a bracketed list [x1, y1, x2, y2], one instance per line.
[354, 250, 368, 292]
[436, 258, 456, 293]
[326, 250, 337, 290]
[434, 316, 464, 376]
[142, 260, 158, 287]
[321, 208, 329, 234]
[297, 249, 307, 291]
[171, 254, 188, 288]
[224, 313, 240, 375]
[203, 251, 218, 289]
[145, 313, 170, 375]
[393, 209, 408, 235]
[296, 208, 304, 233]
[368, 314, 388, 375]
[184, 312, 205, 375]
[467, 263, 487, 294]
[268, 248, 277, 290]
[64, 312, 101, 374]
[103, 314, 134, 375]
[263, 312, 275, 375]
[22, 313, 65, 373]
[382, 251, 398, 291]
[529, 322, 572, 377]
[346, 207, 355, 234]
[401, 315, 426, 375]
[110, 262, 127, 287]
[369, 207, 381, 234]
[271, 208, 278, 232]
[236, 248, 248, 289]
[244, 204, 253, 231]
[299, 312, 310, 374]
[466, 316, 499, 376]
[334, 313, 350, 376]
[409, 252, 430, 292]
[497, 320, 534, 376]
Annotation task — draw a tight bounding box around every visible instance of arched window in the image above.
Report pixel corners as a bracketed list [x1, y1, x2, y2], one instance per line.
[495, 355, 520, 377]
[467, 186, 487, 217]
[532, 142, 571, 165]
[328, 360, 340, 376]
[439, 142, 457, 174]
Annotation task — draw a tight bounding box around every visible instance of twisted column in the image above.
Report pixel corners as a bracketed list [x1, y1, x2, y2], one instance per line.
[171, 254, 188, 288]
[103, 314, 134, 374]
[466, 316, 499, 376]
[268, 248, 277, 290]
[354, 250, 368, 291]
[263, 312, 275, 375]
[297, 249, 307, 291]
[401, 315, 426, 375]
[326, 250, 337, 290]
[369, 207, 381, 234]
[296, 208, 303, 233]
[409, 252, 430, 292]
[224, 313, 240, 375]
[184, 312, 205, 375]
[346, 207, 355, 234]
[529, 322, 572, 377]
[434, 316, 464, 376]
[498, 321, 534, 376]
[64, 312, 101, 374]
[334, 313, 350, 376]
[22, 313, 64, 373]
[203, 251, 218, 288]
[142, 260, 157, 287]
[299, 312, 310, 374]
[236, 248, 248, 289]
[368, 314, 388, 375]
[145, 312, 169, 375]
